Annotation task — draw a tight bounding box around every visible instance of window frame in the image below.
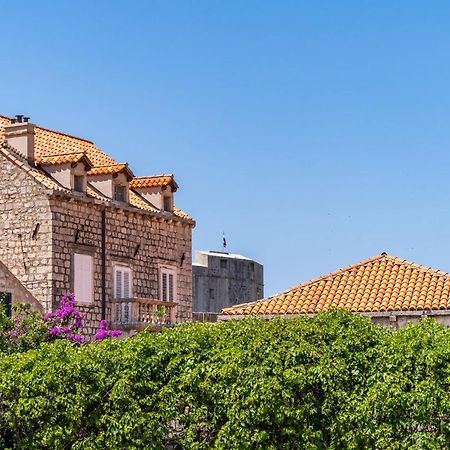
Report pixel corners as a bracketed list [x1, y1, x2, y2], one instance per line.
[114, 184, 127, 203]
[159, 265, 177, 302]
[113, 264, 133, 299]
[73, 174, 85, 193]
[163, 195, 173, 212]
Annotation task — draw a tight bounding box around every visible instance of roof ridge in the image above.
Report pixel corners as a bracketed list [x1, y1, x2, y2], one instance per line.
[35, 125, 94, 145]
[134, 174, 174, 179]
[0, 115, 95, 145]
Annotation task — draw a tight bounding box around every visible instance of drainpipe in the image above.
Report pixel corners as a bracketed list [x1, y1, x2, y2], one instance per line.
[101, 207, 107, 320]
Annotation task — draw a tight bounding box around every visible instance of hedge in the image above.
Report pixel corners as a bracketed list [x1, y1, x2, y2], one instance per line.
[0, 310, 450, 449]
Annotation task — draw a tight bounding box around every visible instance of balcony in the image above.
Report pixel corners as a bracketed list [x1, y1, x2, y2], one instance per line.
[109, 298, 177, 331]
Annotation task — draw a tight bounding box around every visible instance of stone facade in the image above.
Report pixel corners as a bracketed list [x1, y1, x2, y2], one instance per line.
[193, 251, 264, 314]
[0, 152, 53, 312]
[0, 124, 194, 335]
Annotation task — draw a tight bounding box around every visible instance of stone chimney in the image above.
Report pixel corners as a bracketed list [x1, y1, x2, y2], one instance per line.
[4, 115, 35, 164]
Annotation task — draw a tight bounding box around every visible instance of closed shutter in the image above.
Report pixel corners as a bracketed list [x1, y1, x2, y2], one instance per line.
[114, 266, 132, 299]
[169, 274, 174, 301]
[123, 270, 131, 298]
[160, 267, 177, 302]
[0, 292, 12, 317]
[74, 253, 93, 304]
[115, 270, 122, 298]
[162, 273, 168, 301]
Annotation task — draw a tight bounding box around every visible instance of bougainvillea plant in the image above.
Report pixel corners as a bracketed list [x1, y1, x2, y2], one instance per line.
[44, 293, 85, 343]
[45, 293, 122, 343]
[0, 293, 121, 354]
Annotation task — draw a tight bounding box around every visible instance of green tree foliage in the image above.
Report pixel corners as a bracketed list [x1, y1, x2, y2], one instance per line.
[1, 310, 450, 448]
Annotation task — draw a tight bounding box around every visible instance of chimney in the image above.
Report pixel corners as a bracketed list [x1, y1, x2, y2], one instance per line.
[4, 115, 35, 164]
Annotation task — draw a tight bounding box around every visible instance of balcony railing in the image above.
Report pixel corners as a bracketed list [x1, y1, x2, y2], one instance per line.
[109, 298, 177, 330]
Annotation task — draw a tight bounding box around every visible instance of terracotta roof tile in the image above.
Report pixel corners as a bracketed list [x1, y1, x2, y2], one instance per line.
[87, 163, 133, 178]
[130, 175, 179, 191]
[0, 115, 193, 223]
[222, 254, 450, 316]
[0, 115, 115, 166]
[37, 152, 92, 168]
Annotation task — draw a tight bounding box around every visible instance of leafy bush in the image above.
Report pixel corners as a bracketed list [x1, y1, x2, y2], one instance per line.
[0, 310, 450, 448]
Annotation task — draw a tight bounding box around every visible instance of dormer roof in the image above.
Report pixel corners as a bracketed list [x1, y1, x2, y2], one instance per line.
[87, 163, 134, 180]
[38, 151, 93, 170]
[130, 174, 179, 191]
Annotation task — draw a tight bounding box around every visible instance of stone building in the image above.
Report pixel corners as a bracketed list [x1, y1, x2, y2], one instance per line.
[219, 253, 450, 328]
[193, 250, 264, 316]
[0, 114, 195, 335]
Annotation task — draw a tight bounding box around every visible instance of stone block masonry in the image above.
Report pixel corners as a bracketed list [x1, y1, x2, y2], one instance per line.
[0, 151, 193, 335]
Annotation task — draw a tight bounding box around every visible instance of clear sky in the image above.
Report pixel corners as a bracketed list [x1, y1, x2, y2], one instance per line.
[2, 1, 450, 297]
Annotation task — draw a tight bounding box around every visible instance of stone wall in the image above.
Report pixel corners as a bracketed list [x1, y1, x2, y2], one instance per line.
[0, 153, 53, 311]
[50, 196, 193, 334]
[0, 152, 193, 335]
[193, 251, 264, 313]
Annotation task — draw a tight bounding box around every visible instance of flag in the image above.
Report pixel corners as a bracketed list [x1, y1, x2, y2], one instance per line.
[223, 233, 227, 249]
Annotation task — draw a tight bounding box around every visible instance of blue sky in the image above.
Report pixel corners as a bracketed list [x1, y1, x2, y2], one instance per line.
[2, 1, 450, 296]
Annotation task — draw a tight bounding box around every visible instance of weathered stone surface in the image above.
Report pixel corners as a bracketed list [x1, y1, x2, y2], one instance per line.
[0, 152, 193, 334]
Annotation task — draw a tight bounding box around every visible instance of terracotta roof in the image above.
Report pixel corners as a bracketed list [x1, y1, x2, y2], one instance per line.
[0, 115, 193, 223]
[128, 190, 159, 213]
[221, 254, 450, 316]
[130, 175, 179, 191]
[87, 163, 134, 178]
[0, 115, 115, 166]
[38, 152, 92, 169]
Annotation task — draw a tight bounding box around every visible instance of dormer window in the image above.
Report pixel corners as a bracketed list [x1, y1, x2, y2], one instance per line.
[87, 163, 133, 203]
[115, 184, 127, 202]
[39, 153, 92, 193]
[73, 175, 85, 193]
[129, 175, 179, 213]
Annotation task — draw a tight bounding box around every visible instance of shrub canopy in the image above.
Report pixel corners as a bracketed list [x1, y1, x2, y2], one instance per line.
[0, 310, 450, 449]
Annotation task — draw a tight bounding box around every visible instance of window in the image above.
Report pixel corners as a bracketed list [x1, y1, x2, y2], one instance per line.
[73, 175, 85, 193]
[0, 292, 12, 317]
[73, 253, 93, 304]
[220, 259, 227, 269]
[114, 265, 132, 299]
[163, 195, 172, 212]
[115, 185, 127, 202]
[160, 266, 176, 302]
[209, 288, 215, 299]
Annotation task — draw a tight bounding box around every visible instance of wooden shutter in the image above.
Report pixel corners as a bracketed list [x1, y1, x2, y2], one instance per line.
[114, 266, 132, 299]
[74, 253, 93, 303]
[160, 267, 176, 302]
[0, 292, 12, 317]
[123, 270, 131, 298]
[162, 273, 168, 301]
[115, 269, 123, 298]
[168, 274, 174, 301]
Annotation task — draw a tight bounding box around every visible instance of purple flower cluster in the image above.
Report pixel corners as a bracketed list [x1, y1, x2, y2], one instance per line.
[44, 293, 85, 343]
[94, 319, 122, 341]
